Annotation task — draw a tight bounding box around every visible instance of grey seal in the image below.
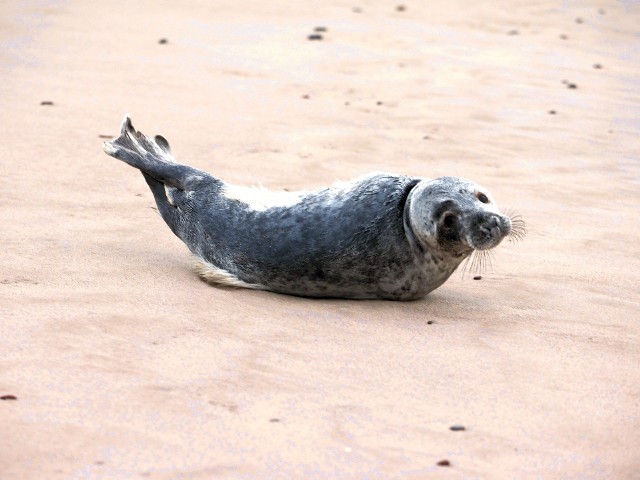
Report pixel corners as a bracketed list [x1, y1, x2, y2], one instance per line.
[103, 116, 524, 300]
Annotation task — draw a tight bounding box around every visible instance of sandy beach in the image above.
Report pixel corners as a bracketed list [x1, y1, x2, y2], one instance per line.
[1, 0, 639, 478]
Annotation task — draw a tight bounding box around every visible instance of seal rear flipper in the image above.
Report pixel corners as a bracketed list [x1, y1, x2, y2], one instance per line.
[141, 172, 183, 237]
[103, 114, 208, 191]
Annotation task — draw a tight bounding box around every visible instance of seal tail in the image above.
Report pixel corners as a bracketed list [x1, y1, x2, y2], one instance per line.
[102, 114, 205, 191]
[103, 115, 213, 238]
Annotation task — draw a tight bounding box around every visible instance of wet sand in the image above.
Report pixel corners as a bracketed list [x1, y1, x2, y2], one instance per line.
[1, 1, 639, 478]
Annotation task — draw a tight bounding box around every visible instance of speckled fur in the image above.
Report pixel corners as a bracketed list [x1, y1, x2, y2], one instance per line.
[103, 116, 512, 300]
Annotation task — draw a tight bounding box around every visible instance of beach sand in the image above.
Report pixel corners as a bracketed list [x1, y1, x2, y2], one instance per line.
[1, 1, 639, 478]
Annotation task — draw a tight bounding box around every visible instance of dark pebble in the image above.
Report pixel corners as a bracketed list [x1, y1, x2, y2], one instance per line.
[593, 63, 602, 69]
[396, 5, 406, 12]
[302, 94, 310, 99]
[575, 17, 583, 24]
[567, 83, 578, 89]
[308, 34, 323, 41]
[423, 135, 430, 140]
[548, 110, 557, 115]
[559, 34, 568, 40]
[344, 101, 350, 106]
[437, 460, 451, 467]
[98, 134, 114, 139]
[158, 38, 168, 44]
[40, 101, 54, 106]
[1, 395, 17, 400]
[269, 418, 280, 423]
[427, 320, 434, 325]
[450, 425, 466, 431]
[376, 101, 383, 105]
[507, 29, 519, 35]
[314, 26, 327, 32]
[598, 8, 606, 15]
[473, 275, 482, 280]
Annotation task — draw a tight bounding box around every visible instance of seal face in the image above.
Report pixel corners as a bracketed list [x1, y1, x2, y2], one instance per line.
[103, 115, 522, 300]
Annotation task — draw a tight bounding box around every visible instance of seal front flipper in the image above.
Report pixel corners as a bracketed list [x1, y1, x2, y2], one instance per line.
[102, 114, 209, 191]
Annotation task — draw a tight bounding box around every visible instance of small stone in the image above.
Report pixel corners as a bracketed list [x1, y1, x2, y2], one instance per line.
[598, 8, 606, 15]
[427, 320, 434, 325]
[423, 135, 430, 140]
[575, 17, 583, 24]
[0, 395, 17, 400]
[344, 101, 350, 106]
[567, 83, 578, 89]
[269, 418, 280, 423]
[308, 34, 323, 41]
[98, 134, 114, 139]
[473, 275, 482, 280]
[507, 29, 519, 35]
[302, 94, 310, 99]
[40, 101, 54, 106]
[437, 460, 451, 467]
[314, 26, 327, 32]
[450, 425, 466, 431]
[376, 101, 383, 105]
[158, 38, 168, 44]
[396, 5, 406, 12]
[593, 63, 602, 69]
[352, 7, 363, 13]
[559, 34, 568, 40]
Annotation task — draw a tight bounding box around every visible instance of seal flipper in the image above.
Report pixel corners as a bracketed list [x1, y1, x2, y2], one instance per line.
[140, 172, 183, 237]
[103, 115, 208, 191]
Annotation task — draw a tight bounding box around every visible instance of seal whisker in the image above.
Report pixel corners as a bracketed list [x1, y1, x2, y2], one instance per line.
[463, 248, 496, 277]
[460, 254, 472, 278]
[473, 251, 483, 276]
[475, 250, 488, 276]
[508, 212, 527, 244]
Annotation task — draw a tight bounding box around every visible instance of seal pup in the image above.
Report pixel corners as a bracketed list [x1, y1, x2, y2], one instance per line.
[103, 115, 523, 300]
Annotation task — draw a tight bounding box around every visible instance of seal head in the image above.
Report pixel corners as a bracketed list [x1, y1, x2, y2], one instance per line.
[406, 176, 512, 260]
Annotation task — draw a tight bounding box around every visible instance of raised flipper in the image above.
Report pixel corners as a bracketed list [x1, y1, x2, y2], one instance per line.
[103, 115, 207, 191]
[103, 115, 219, 240]
[139, 171, 184, 237]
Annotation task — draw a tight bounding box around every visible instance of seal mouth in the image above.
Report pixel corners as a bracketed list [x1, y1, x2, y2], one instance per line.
[466, 213, 512, 250]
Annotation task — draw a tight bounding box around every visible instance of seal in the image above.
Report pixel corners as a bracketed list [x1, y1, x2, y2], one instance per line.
[103, 115, 524, 300]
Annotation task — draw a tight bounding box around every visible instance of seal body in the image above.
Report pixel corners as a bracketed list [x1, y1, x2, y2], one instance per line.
[104, 116, 516, 300]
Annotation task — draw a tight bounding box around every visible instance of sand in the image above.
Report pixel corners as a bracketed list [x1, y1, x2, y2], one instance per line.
[1, 0, 639, 478]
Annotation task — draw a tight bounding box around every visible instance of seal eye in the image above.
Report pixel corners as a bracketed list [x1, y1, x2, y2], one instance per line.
[476, 192, 489, 204]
